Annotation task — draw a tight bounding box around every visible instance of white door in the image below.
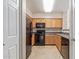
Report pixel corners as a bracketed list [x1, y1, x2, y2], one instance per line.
[3, 0, 20, 59]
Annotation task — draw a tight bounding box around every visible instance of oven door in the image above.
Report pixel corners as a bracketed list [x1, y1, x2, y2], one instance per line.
[35, 30, 45, 45]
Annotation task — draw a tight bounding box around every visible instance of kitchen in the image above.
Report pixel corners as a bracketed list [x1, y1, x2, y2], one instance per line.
[26, 0, 73, 59]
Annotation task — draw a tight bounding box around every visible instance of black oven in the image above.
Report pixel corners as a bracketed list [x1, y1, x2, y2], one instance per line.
[35, 23, 45, 45]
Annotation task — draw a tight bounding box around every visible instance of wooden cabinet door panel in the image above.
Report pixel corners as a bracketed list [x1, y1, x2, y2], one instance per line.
[55, 35, 61, 51]
[45, 19, 53, 27]
[52, 19, 62, 28]
[45, 35, 56, 44]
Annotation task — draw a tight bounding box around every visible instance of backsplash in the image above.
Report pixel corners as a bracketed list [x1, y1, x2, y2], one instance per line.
[32, 28, 62, 33]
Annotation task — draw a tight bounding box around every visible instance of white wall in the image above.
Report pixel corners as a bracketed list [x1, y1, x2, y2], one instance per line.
[26, 9, 32, 17]
[62, 12, 68, 29]
[32, 13, 63, 18]
[26, 0, 32, 17]
[63, 10, 70, 30]
[62, 9, 70, 33]
[67, 9, 70, 30]
[26, 9, 63, 18]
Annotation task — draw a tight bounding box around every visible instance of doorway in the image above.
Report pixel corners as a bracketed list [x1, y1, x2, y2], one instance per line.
[25, 0, 75, 59]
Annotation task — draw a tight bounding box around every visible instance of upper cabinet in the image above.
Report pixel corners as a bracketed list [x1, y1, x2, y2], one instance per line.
[32, 18, 62, 28]
[32, 18, 46, 27]
[52, 19, 62, 28]
[45, 18, 52, 28]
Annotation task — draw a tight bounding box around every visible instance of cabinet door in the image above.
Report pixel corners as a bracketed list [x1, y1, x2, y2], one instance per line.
[45, 35, 56, 44]
[32, 19, 35, 28]
[52, 19, 62, 28]
[45, 19, 52, 27]
[32, 19, 38, 27]
[55, 35, 61, 51]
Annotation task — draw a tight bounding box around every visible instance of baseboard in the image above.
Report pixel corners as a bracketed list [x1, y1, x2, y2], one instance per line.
[45, 44, 56, 46]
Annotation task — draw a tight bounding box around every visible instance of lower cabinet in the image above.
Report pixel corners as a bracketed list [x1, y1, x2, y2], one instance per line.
[32, 34, 57, 45]
[61, 37, 69, 59]
[45, 35, 62, 52]
[55, 35, 69, 59]
[55, 35, 62, 51]
[45, 35, 56, 45]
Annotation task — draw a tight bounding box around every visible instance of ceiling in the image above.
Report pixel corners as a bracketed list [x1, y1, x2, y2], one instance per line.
[26, 0, 69, 14]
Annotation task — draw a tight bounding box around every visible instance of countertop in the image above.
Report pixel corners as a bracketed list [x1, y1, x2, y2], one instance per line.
[32, 30, 70, 39]
[57, 33, 70, 39]
[45, 32, 70, 39]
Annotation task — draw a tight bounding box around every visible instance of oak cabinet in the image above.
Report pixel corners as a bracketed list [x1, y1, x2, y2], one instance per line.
[32, 18, 62, 28]
[52, 19, 62, 28]
[45, 35, 56, 44]
[45, 19, 52, 27]
[55, 35, 62, 51]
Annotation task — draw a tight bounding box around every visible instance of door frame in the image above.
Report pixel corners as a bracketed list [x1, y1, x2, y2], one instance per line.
[20, 0, 75, 59]
[19, 0, 22, 59]
[69, 0, 75, 59]
[20, 0, 26, 59]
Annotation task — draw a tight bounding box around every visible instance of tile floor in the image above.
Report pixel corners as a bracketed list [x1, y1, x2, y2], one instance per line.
[28, 46, 63, 59]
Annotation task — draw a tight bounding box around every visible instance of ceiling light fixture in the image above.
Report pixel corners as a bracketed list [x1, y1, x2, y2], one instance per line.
[43, 0, 55, 12]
